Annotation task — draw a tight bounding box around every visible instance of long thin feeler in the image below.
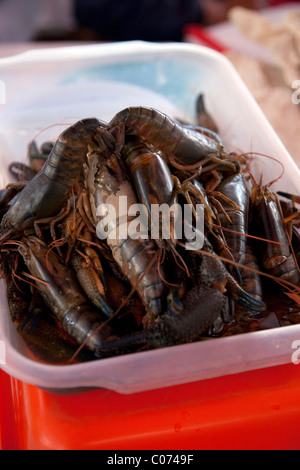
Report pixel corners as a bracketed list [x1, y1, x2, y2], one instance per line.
[212, 224, 285, 246]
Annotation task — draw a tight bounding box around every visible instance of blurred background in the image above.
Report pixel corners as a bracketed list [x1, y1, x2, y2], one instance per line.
[0, 0, 292, 43]
[0, 0, 299, 163]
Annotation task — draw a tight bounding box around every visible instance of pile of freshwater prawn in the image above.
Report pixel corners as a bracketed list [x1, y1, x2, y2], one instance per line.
[0, 97, 300, 364]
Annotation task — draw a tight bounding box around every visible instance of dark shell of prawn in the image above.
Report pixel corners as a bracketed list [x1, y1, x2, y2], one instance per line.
[123, 136, 175, 213]
[98, 283, 229, 357]
[252, 186, 300, 286]
[215, 173, 249, 267]
[0, 249, 94, 363]
[87, 132, 167, 318]
[96, 284, 228, 356]
[109, 106, 232, 166]
[18, 236, 115, 354]
[0, 118, 101, 241]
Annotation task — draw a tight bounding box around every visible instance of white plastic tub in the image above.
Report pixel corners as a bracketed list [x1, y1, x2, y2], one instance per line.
[0, 41, 300, 394]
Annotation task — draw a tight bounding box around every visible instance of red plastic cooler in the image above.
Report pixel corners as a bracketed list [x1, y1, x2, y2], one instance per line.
[1, 364, 300, 450]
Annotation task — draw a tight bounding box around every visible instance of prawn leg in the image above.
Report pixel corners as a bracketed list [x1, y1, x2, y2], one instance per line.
[18, 236, 115, 354]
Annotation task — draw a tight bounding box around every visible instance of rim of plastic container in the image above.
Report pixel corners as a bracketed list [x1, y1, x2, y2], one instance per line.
[2, 322, 300, 393]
